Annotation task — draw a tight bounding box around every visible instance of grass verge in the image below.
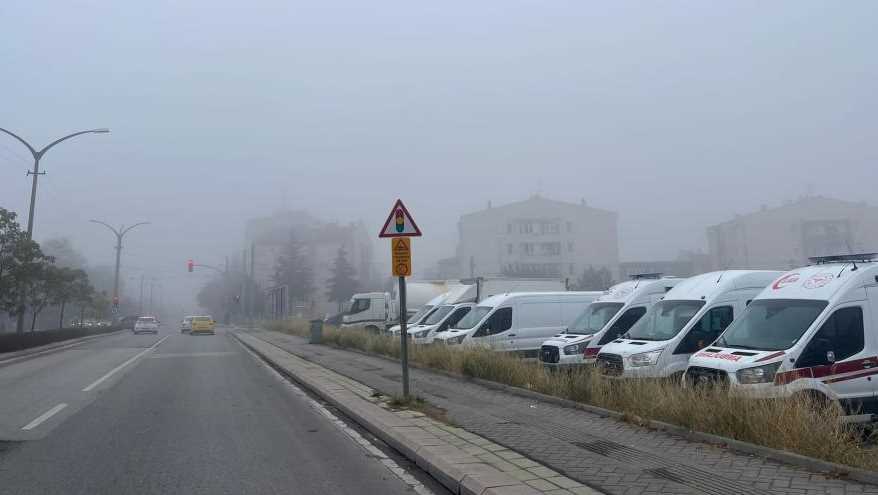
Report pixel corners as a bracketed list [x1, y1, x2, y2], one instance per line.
[262, 319, 875, 471]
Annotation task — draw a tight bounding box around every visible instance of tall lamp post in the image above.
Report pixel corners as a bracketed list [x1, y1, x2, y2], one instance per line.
[89, 220, 150, 315]
[0, 126, 110, 332]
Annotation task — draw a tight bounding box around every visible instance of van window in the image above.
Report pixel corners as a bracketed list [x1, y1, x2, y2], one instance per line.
[796, 307, 864, 368]
[597, 307, 647, 345]
[349, 298, 371, 314]
[716, 299, 828, 351]
[439, 306, 472, 332]
[407, 305, 434, 324]
[517, 302, 561, 328]
[560, 301, 588, 324]
[625, 300, 705, 341]
[424, 305, 455, 325]
[453, 306, 492, 330]
[473, 308, 513, 337]
[568, 303, 624, 335]
[674, 306, 733, 354]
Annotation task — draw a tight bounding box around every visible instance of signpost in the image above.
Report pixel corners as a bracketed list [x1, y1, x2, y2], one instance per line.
[379, 199, 421, 398]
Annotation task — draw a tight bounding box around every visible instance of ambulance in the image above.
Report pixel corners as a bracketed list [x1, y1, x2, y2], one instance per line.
[595, 270, 781, 379]
[685, 255, 878, 417]
[574, 275, 683, 366]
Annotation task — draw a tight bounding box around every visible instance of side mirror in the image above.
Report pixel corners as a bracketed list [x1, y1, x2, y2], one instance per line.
[826, 350, 836, 363]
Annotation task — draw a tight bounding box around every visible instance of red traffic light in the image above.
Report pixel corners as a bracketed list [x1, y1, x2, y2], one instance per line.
[187, 259, 194, 272]
[112, 296, 119, 306]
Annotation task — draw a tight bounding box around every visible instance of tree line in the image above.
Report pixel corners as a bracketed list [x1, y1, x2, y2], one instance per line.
[1, 208, 102, 333]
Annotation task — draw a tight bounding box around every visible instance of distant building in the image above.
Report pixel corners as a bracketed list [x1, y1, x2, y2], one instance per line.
[619, 251, 712, 280]
[707, 195, 878, 270]
[243, 210, 375, 318]
[449, 195, 619, 280]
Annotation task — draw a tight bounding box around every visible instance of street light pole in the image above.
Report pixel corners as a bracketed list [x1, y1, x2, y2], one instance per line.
[0, 127, 110, 333]
[89, 220, 149, 313]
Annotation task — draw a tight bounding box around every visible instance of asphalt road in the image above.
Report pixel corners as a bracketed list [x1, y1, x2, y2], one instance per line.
[0, 326, 438, 494]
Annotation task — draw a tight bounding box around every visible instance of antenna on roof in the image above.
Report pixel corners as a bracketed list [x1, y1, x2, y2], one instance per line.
[630, 273, 662, 280]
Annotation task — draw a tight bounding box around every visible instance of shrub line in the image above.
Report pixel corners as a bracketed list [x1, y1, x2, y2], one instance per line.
[259, 324, 878, 484]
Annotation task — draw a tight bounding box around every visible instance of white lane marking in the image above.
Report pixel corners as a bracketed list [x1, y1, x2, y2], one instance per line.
[22, 403, 68, 431]
[82, 335, 169, 392]
[235, 339, 435, 495]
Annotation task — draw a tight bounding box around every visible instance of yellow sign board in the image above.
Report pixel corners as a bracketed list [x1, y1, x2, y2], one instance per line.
[391, 237, 412, 277]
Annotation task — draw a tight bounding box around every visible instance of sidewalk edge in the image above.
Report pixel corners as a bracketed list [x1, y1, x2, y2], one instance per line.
[0, 330, 125, 368]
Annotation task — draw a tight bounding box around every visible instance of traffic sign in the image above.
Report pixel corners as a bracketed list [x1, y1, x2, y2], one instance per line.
[391, 237, 412, 277]
[379, 199, 422, 238]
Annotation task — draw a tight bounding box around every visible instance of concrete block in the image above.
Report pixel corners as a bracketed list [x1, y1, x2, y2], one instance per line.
[461, 472, 523, 495]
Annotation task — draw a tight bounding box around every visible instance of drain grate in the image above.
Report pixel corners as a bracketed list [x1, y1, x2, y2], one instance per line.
[575, 440, 773, 495]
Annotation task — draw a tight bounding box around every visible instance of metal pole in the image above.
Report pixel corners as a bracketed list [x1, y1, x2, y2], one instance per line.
[112, 228, 122, 303]
[25, 157, 40, 237]
[250, 241, 255, 320]
[139, 275, 145, 314]
[149, 280, 154, 313]
[399, 276, 409, 398]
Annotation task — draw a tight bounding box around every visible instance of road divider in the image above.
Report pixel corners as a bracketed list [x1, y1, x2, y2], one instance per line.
[22, 403, 68, 431]
[82, 335, 169, 392]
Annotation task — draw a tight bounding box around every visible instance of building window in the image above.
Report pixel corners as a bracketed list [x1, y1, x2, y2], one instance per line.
[566, 221, 573, 233]
[539, 242, 561, 256]
[507, 223, 512, 234]
[519, 223, 534, 234]
[569, 263, 575, 275]
[507, 244, 513, 255]
[521, 243, 535, 256]
[567, 241, 574, 253]
[541, 222, 560, 235]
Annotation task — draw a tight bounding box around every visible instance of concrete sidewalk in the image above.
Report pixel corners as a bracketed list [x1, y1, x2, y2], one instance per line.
[236, 331, 600, 495]
[245, 328, 878, 495]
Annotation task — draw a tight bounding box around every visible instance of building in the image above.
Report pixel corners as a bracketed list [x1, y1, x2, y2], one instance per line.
[448, 195, 619, 280]
[618, 251, 712, 280]
[707, 195, 878, 270]
[243, 210, 375, 318]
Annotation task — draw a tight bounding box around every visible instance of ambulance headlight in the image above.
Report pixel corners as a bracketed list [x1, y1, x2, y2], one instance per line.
[629, 349, 664, 367]
[564, 342, 588, 355]
[736, 362, 782, 384]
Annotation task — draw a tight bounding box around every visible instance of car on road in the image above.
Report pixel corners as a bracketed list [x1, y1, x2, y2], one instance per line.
[120, 315, 142, 330]
[180, 316, 194, 333]
[190, 316, 216, 335]
[133, 316, 160, 334]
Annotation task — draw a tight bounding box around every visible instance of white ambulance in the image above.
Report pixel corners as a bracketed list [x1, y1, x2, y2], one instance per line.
[576, 276, 683, 366]
[685, 255, 878, 416]
[410, 302, 476, 344]
[595, 270, 781, 379]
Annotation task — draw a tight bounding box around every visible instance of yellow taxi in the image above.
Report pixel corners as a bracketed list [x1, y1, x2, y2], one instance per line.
[190, 316, 216, 335]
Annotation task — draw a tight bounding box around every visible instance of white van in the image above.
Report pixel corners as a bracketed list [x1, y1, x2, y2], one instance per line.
[685, 255, 878, 416]
[410, 303, 476, 344]
[596, 270, 782, 379]
[434, 292, 602, 356]
[387, 293, 450, 336]
[576, 277, 684, 366]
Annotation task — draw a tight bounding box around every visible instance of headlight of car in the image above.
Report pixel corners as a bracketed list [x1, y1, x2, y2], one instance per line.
[446, 333, 467, 345]
[629, 349, 664, 367]
[736, 361, 782, 384]
[413, 329, 429, 338]
[563, 342, 588, 355]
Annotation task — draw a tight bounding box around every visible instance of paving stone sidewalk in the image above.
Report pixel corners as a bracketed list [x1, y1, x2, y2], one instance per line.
[248, 328, 878, 495]
[236, 331, 600, 495]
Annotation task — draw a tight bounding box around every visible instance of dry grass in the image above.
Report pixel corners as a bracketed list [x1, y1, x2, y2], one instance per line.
[264, 319, 874, 470]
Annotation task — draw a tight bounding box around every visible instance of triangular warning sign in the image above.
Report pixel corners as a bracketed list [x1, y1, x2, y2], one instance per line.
[379, 199, 422, 238]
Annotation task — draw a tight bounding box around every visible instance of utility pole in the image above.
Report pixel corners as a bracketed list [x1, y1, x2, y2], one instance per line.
[0, 127, 110, 333]
[89, 220, 149, 315]
[249, 241, 256, 319]
[139, 274, 145, 314]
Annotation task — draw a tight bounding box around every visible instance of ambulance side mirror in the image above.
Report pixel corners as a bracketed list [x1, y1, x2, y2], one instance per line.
[826, 350, 836, 363]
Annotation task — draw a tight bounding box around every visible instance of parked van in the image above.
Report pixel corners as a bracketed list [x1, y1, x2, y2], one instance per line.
[410, 303, 476, 344]
[575, 276, 684, 366]
[685, 255, 878, 416]
[387, 293, 450, 336]
[596, 270, 782, 379]
[434, 292, 602, 357]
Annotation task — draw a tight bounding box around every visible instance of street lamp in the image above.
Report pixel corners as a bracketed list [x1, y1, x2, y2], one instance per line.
[89, 220, 150, 314]
[1, 127, 109, 333]
[0, 127, 110, 238]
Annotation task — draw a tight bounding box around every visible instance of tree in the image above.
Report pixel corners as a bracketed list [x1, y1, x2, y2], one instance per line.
[0, 208, 24, 315]
[41, 237, 87, 269]
[25, 261, 56, 331]
[50, 268, 90, 328]
[573, 266, 615, 291]
[273, 231, 314, 305]
[326, 246, 359, 312]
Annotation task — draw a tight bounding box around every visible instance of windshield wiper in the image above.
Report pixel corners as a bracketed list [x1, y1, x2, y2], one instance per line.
[722, 343, 760, 350]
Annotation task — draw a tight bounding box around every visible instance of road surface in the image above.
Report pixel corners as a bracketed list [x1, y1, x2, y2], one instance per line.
[0, 326, 443, 494]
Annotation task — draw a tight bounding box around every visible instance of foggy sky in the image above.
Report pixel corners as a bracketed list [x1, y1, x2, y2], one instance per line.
[2, 1, 876, 309]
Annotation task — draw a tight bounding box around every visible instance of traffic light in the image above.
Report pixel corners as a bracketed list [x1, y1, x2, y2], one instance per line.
[112, 296, 119, 307]
[187, 259, 194, 272]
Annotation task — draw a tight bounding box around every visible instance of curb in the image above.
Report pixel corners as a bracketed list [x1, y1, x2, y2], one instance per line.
[263, 330, 878, 487]
[0, 330, 125, 368]
[234, 332, 543, 495]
